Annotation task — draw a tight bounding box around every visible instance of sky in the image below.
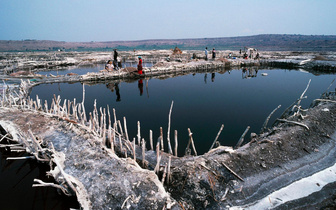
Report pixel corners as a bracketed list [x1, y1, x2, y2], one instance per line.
[0, 0, 335, 42]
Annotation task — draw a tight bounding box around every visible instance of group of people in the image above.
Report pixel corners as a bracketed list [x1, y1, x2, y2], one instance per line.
[204, 47, 260, 60]
[105, 49, 144, 75]
[105, 49, 121, 72]
[204, 47, 216, 60]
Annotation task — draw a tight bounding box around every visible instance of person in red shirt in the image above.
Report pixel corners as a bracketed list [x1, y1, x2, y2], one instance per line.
[137, 56, 143, 74]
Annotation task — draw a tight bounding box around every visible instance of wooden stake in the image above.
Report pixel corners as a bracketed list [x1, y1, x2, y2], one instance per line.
[112, 122, 116, 152]
[102, 108, 106, 145]
[160, 127, 164, 152]
[235, 126, 250, 149]
[124, 148, 127, 158]
[115, 123, 122, 152]
[67, 100, 71, 117]
[33, 179, 71, 196]
[137, 121, 141, 145]
[174, 130, 178, 157]
[93, 100, 99, 131]
[296, 79, 311, 108]
[132, 137, 136, 161]
[73, 98, 78, 120]
[260, 105, 281, 134]
[113, 108, 117, 128]
[154, 138, 161, 173]
[161, 164, 167, 184]
[188, 128, 197, 156]
[81, 84, 87, 122]
[214, 160, 244, 182]
[89, 112, 93, 131]
[209, 124, 224, 151]
[167, 156, 171, 184]
[149, 130, 153, 151]
[118, 120, 124, 137]
[108, 125, 114, 154]
[62, 99, 67, 117]
[154, 155, 161, 174]
[167, 101, 174, 155]
[276, 119, 309, 130]
[107, 105, 111, 128]
[100, 107, 104, 137]
[122, 117, 129, 142]
[142, 138, 146, 167]
[44, 100, 48, 113]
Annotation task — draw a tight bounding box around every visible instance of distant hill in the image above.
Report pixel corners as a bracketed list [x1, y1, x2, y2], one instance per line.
[1, 34, 336, 52]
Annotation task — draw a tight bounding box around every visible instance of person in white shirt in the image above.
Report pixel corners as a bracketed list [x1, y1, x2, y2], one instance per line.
[105, 60, 114, 72]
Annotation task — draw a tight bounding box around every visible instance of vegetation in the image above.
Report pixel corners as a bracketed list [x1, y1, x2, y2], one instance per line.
[1, 34, 336, 52]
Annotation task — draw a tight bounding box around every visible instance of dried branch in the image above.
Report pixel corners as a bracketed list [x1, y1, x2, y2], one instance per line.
[160, 127, 164, 152]
[322, 78, 335, 97]
[276, 119, 309, 130]
[260, 105, 281, 134]
[235, 126, 250, 149]
[186, 128, 197, 156]
[167, 101, 174, 155]
[123, 117, 129, 141]
[33, 179, 71, 196]
[209, 124, 224, 151]
[214, 160, 244, 182]
[141, 138, 146, 167]
[174, 130, 178, 157]
[149, 130, 153, 151]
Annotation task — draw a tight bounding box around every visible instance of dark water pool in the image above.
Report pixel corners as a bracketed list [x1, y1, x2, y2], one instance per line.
[0, 149, 79, 209]
[30, 68, 336, 156]
[37, 62, 154, 76]
[3, 67, 335, 209]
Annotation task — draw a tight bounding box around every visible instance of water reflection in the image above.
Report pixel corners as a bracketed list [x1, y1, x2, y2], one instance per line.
[138, 79, 143, 96]
[30, 68, 336, 156]
[242, 67, 258, 79]
[146, 79, 149, 98]
[106, 82, 121, 101]
[211, 72, 215, 82]
[115, 83, 121, 101]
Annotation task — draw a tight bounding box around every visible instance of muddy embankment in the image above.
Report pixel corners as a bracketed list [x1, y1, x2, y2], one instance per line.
[0, 50, 336, 209]
[1, 50, 336, 81]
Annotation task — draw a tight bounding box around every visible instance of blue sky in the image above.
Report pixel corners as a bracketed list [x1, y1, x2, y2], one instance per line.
[0, 0, 335, 42]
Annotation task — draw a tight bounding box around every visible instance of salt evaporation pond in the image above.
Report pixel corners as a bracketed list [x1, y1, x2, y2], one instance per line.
[37, 62, 153, 76]
[30, 68, 336, 156]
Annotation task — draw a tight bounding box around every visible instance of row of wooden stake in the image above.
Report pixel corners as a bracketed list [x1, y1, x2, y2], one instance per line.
[1, 79, 257, 186]
[1, 81, 184, 184]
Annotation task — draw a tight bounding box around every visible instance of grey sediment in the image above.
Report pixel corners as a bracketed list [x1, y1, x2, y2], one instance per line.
[0, 50, 336, 209]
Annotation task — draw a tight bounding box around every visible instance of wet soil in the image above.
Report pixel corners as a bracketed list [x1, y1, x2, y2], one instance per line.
[1, 94, 335, 209]
[164, 98, 336, 209]
[0, 50, 336, 209]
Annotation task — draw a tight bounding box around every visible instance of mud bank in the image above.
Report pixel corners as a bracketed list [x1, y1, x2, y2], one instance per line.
[0, 82, 335, 209]
[0, 50, 336, 209]
[1, 50, 336, 77]
[2, 52, 336, 92]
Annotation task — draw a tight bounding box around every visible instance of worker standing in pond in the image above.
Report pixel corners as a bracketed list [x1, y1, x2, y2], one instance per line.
[113, 49, 119, 70]
[137, 56, 143, 74]
[205, 47, 208, 60]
